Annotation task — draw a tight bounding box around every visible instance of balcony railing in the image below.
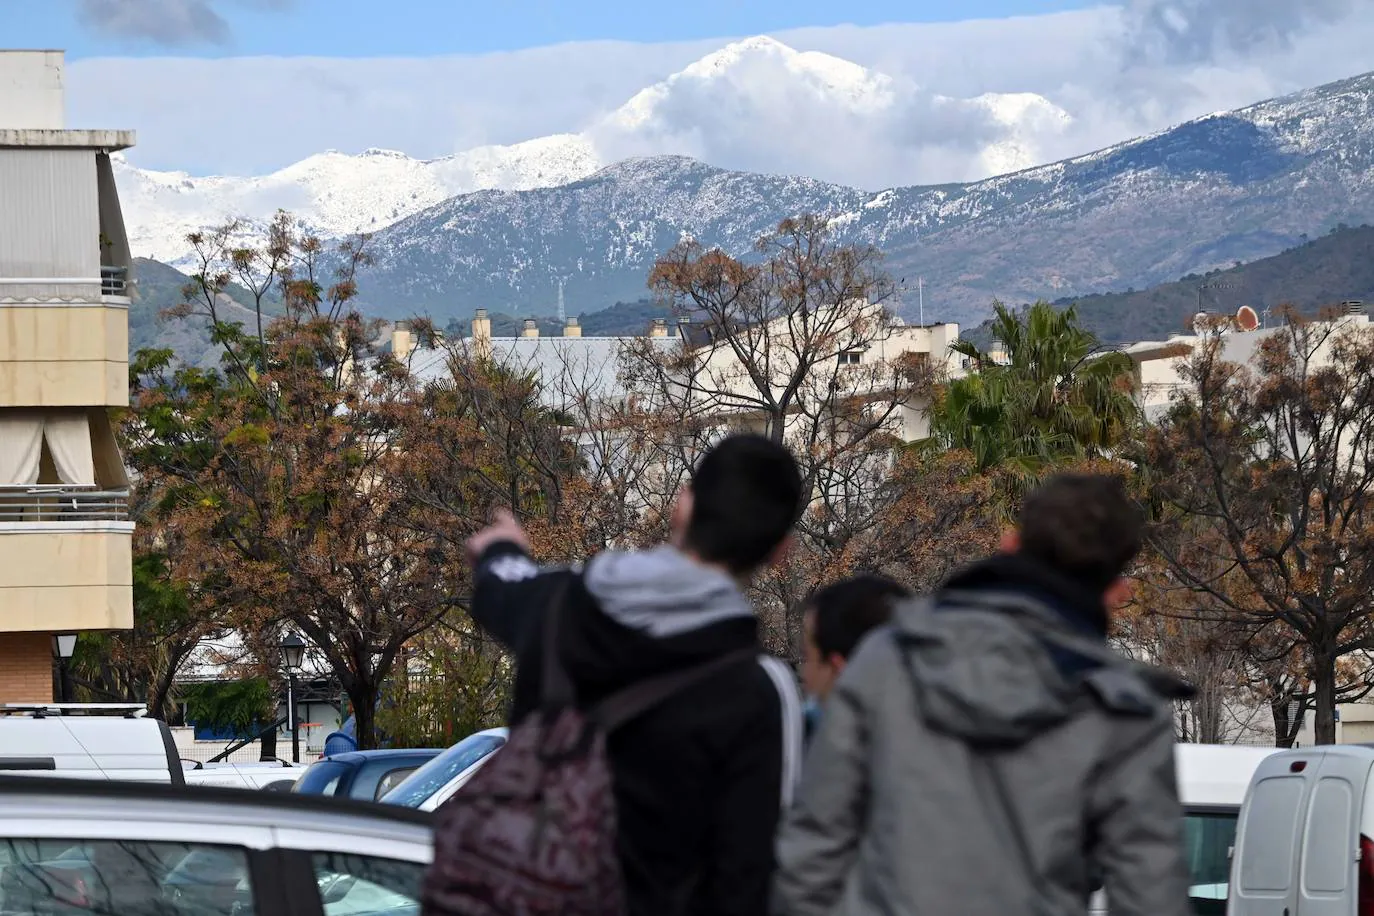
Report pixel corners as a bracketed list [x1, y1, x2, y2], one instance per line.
[101, 265, 129, 297]
[0, 485, 130, 522]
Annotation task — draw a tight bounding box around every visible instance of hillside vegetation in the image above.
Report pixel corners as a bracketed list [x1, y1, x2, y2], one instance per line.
[130, 258, 280, 368]
[964, 224, 1374, 348]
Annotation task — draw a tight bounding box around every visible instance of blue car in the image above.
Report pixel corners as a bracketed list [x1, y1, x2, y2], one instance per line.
[291, 748, 443, 803]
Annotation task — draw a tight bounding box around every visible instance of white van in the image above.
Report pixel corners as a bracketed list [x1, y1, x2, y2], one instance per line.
[1228, 744, 1374, 915]
[1091, 743, 1280, 915]
[0, 704, 184, 784]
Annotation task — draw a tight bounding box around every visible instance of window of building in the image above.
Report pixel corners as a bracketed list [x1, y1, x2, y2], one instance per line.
[838, 350, 863, 366]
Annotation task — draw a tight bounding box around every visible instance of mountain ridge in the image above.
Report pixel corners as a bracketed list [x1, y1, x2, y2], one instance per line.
[344, 66, 1374, 325]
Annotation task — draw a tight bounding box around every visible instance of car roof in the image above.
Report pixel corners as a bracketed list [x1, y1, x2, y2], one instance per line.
[0, 775, 433, 834]
[322, 748, 444, 765]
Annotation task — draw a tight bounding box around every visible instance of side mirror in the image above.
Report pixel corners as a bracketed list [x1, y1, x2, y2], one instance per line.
[320, 874, 358, 904]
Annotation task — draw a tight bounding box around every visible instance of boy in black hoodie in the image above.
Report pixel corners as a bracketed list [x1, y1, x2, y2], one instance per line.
[464, 434, 806, 916]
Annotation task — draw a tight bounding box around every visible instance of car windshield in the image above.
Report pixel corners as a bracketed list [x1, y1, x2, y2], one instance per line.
[380, 733, 505, 808]
[1183, 811, 1236, 915]
[292, 759, 351, 796]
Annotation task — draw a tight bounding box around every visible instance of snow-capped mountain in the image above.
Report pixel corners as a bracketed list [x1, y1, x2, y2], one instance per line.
[116, 134, 600, 266]
[117, 36, 1070, 266]
[349, 69, 1374, 325]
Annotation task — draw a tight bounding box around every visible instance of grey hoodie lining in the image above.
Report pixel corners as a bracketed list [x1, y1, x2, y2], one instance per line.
[584, 545, 755, 638]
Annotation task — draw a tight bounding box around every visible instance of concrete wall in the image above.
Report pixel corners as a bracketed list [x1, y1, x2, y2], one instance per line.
[0, 51, 63, 130]
[0, 304, 129, 407]
[0, 524, 134, 632]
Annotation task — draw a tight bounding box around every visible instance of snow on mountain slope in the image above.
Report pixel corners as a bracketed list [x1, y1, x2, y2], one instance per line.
[117, 35, 1072, 266]
[118, 134, 599, 266]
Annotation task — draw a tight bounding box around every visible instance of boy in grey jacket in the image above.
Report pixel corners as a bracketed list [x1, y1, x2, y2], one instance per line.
[773, 473, 1194, 916]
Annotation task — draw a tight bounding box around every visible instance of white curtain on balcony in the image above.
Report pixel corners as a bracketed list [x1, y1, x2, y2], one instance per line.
[43, 412, 95, 486]
[0, 411, 45, 485]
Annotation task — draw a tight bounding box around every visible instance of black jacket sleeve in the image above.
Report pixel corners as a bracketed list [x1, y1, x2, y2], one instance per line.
[469, 540, 569, 652]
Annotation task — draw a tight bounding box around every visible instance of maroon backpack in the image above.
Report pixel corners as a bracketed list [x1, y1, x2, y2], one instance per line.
[420, 586, 756, 916]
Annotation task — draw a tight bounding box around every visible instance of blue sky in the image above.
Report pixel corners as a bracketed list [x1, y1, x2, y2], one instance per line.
[5, 0, 1097, 58]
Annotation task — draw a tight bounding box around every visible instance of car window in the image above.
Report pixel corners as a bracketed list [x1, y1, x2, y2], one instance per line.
[1183, 811, 1236, 916]
[310, 851, 423, 916]
[380, 734, 504, 808]
[293, 759, 351, 796]
[373, 767, 418, 801]
[0, 837, 255, 915]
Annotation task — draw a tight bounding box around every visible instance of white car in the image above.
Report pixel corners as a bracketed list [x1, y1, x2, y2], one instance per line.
[0, 773, 432, 915]
[380, 727, 508, 812]
[182, 759, 310, 791]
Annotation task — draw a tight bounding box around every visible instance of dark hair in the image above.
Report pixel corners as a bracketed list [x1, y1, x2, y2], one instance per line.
[808, 574, 911, 660]
[685, 434, 804, 574]
[1018, 473, 1143, 593]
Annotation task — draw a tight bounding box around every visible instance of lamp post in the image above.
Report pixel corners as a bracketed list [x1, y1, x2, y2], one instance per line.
[53, 633, 77, 704]
[279, 631, 306, 763]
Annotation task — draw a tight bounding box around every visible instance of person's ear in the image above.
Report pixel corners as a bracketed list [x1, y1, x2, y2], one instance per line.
[999, 528, 1021, 554]
[766, 533, 795, 569]
[826, 652, 847, 676]
[669, 489, 693, 547]
[1103, 576, 1134, 611]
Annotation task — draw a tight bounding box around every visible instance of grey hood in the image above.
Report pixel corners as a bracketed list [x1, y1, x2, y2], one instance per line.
[895, 600, 1083, 747]
[584, 545, 754, 638]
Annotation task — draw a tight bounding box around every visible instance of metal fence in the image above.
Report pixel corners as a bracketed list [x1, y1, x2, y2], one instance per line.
[100, 265, 129, 297]
[0, 485, 130, 522]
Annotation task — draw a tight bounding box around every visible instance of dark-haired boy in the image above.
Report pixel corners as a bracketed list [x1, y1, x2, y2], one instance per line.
[464, 434, 807, 916]
[800, 574, 911, 740]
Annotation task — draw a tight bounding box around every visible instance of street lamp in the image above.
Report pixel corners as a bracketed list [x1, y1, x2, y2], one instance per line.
[53, 634, 77, 704]
[279, 631, 306, 763]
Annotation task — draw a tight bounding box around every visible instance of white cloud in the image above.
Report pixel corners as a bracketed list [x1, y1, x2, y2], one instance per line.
[64, 2, 1374, 189]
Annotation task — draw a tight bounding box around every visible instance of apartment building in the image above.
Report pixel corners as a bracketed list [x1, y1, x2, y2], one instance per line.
[0, 50, 136, 702]
[1122, 302, 1370, 418]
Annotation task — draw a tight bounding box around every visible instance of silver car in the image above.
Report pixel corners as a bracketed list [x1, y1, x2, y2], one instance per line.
[0, 775, 432, 915]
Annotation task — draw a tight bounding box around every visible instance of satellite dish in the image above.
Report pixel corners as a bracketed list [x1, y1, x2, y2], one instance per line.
[1235, 305, 1260, 331]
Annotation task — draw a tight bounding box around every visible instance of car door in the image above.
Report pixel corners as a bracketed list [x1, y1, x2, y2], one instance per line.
[0, 817, 296, 916]
[1297, 751, 1372, 916]
[271, 825, 431, 916]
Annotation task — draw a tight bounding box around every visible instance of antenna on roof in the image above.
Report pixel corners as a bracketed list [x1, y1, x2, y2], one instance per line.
[918, 277, 925, 326]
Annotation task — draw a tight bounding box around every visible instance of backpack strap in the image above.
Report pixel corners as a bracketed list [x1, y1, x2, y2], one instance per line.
[591, 649, 759, 733]
[538, 575, 758, 728]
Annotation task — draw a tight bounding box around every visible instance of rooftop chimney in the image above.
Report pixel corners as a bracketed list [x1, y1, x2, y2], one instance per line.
[522, 318, 540, 338]
[650, 318, 668, 338]
[391, 320, 415, 361]
[564, 316, 582, 338]
[471, 308, 492, 360]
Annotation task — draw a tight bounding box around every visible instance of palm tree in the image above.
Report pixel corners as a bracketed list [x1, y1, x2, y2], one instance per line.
[930, 300, 1138, 479]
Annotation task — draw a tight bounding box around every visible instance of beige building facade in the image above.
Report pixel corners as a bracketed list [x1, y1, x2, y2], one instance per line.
[0, 50, 136, 702]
